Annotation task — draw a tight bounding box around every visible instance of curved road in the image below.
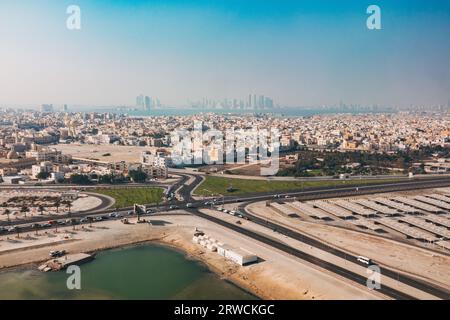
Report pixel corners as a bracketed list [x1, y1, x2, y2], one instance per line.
[2, 174, 450, 299]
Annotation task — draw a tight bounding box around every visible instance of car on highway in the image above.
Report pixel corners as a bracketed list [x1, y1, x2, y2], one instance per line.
[7, 226, 18, 232]
[94, 216, 103, 222]
[169, 205, 179, 210]
[80, 218, 88, 223]
[186, 203, 194, 208]
[127, 211, 134, 216]
[357, 256, 372, 265]
[0, 226, 7, 233]
[109, 212, 117, 218]
[146, 209, 155, 214]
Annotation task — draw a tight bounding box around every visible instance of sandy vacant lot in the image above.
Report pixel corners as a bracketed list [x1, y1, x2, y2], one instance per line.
[0, 212, 385, 300]
[54, 144, 160, 163]
[247, 201, 450, 290]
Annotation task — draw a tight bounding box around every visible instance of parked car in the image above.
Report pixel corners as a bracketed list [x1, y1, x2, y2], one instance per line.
[49, 250, 66, 258]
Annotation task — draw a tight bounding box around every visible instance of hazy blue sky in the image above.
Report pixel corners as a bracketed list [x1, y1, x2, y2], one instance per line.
[0, 0, 449, 107]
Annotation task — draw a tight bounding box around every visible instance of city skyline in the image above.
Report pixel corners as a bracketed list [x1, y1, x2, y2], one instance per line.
[0, 0, 449, 108]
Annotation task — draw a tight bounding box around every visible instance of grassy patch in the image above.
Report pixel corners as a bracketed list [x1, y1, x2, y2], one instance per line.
[195, 176, 404, 196]
[93, 187, 164, 208]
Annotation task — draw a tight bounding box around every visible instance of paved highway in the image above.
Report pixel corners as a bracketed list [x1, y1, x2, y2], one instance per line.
[236, 203, 450, 299]
[2, 174, 450, 299]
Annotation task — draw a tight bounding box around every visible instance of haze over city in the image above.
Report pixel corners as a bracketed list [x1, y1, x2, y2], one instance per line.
[0, 0, 450, 308]
[1, 0, 450, 108]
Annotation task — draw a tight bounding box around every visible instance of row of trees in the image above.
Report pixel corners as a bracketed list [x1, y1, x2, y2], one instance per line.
[68, 170, 149, 185]
[1, 200, 72, 223]
[277, 146, 449, 177]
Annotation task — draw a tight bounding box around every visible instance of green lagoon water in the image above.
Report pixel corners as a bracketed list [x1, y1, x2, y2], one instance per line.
[0, 245, 257, 300]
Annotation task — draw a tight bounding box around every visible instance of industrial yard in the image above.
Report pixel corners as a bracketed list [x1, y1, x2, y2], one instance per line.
[266, 187, 450, 251]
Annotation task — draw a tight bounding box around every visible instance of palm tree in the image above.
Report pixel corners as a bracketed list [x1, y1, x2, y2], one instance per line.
[3, 209, 11, 224]
[87, 216, 93, 228]
[20, 206, 29, 219]
[54, 201, 60, 213]
[33, 224, 39, 236]
[65, 201, 72, 215]
[71, 218, 77, 231]
[38, 205, 45, 216]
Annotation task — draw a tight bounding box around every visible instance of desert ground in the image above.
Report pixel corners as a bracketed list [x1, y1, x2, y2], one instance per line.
[0, 211, 387, 300]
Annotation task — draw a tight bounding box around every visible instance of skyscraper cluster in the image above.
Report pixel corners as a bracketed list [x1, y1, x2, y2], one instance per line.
[136, 94, 161, 110]
[192, 94, 275, 110]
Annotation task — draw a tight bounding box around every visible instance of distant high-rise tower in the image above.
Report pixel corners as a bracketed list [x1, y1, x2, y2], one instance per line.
[41, 104, 54, 113]
[264, 97, 274, 109]
[63, 104, 68, 112]
[145, 96, 152, 110]
[259, 95, 265, 109]
[136, 94, 145, 109]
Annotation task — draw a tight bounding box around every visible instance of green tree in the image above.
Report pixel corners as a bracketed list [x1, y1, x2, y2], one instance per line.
[62, 201, 72, 215]
[36, 171, 51, 180]
[2, 208, 11, 223]
[20, 206, 29, 219]
[69, 174, 92, 185]
[128, 170, 148, 183]
[54, 200, 60, 213]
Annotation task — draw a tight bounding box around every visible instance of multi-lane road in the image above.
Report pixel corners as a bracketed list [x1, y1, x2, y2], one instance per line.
[2, 174, 450, 299]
